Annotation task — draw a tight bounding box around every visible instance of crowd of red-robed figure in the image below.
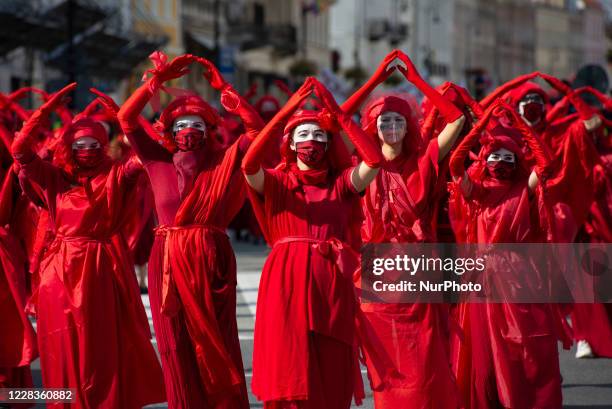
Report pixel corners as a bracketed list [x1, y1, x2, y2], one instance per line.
[0, 49, 611, 409]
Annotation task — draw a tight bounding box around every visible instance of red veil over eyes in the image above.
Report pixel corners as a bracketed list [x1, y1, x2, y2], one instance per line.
[360, 94, 423, 156]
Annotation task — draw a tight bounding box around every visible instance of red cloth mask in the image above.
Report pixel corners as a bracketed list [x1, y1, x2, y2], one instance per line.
[520, 102, 545, 124]
[486, 160, 515, 180]
[295, 140, 327, 168]
[72, 148, 104, 169]
[174, 128, 206, 151]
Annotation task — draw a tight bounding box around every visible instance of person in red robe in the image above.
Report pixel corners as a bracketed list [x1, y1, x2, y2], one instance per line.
[0, 138, 37, 409]
[117, 52, 262, 409]
[556, 87, 612, 359]
[481, 72, 602, 243]
[449, 100, 563, 409]
[338, 50, 466, 408]
[11, 83, 165, 409]
[242, 77, 384, 408]
[86, 90, 156, 292]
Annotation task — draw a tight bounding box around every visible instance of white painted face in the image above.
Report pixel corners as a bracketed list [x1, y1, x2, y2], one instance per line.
[290, 122, 328, 150]
[377, 111, 407, 144]
[172, 115, 207, 135]
[71, 136, 101, 150]
[486, 148, 515, 163]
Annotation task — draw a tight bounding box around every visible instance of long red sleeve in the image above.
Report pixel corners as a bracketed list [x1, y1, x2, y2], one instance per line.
[480, 72, 539, 108]
[340, 51, 399, 115]
[315, 80, 383, 168]
[242, 79, 315, 174]
[449, 101, 497, 178]
[502, 102, 551, 175]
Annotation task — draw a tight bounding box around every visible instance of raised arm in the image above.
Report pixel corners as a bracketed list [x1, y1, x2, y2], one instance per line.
[313, 79, 383, 192]
[12, 83, 75, 164]
[538, 73, 602, 132]
[449, 100, 498, 197]
[197, 57, 264, 142]
[117, 53, 197, 160]
[396, 52, 465, 161]
[479, 72, 539, 108]
[11, 83, 75, 189]
[499, 101, 552, 192]
[241, 78, 315, 193]
[340, 50, 399, 115]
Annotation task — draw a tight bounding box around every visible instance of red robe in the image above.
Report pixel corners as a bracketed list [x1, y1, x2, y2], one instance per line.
[248, 167, 363, 408]
[16, 156, 165, 409]
[358, 139, 460, 408]
[449, 175, 562, 409]
[124, 125, 250, 408]
[0, 167, 36, 408]
[573, 139, 612, 357]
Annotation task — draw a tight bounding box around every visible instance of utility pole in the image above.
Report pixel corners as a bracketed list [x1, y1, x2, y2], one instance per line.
[67, 0, 75, 107]
[213, 0, 220, 64]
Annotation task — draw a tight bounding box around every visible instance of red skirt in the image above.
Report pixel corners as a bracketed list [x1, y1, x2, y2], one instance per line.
[36, 236, 165, 409]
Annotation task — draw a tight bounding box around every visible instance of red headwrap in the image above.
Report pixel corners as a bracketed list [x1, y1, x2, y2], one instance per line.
[279, 109, 352, 171]
[153, 95, 222, 152]
[360, 94, 423, 155]
[504, 81, 550, 108]
[255, 95, 281, 115]
[53, 117, 109, 175]
[468, 119, 530, 182]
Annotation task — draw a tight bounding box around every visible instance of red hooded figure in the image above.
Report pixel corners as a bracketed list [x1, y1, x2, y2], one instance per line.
[483, 74, 602, 243]
[117, 52, 263, 409]
[0, 157, 37, 409]
[448, 101, 563, 409]
[565, 88, 612, 359]
[338, 50, 467, 408]
[242, 77, 384, 408]
[11, 83, 165, 409]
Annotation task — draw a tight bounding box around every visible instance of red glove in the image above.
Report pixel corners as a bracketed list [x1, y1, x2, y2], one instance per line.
[314, 79, 383, 168]
[396, 51, 462, 123]
[450, 83, 483, 118]
[274, 80, 292, 97]
[9, 87, 48, 104]
[244, 83, 258, 101]
[480, 72, 539, 108]
[242, 78, 316, 174]
[449, 99, 499, 178]
[89, 88, 120, 114]
[147, 53, 196, 91]
[545, 94, 572, 123]
[538, 72, 595, 121]
[196, 57, 227, 91]
[119, 54, 196, 130]
[420, 106, 439, 141]
[12, 82, 76, 159]
[575, 86, 612, 111]
[499, 101, 551, 175]
[220, 86, 264, 138]
[341, 50, 400, 115]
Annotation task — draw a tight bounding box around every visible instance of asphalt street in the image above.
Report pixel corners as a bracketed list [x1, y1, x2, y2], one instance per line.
[24, 242, 612, 408]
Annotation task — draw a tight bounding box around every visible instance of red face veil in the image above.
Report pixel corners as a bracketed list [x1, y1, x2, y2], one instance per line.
[54, 117, 109, 174]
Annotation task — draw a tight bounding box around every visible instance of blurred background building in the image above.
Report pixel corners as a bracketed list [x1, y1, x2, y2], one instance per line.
[0, 0, 610, 107]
